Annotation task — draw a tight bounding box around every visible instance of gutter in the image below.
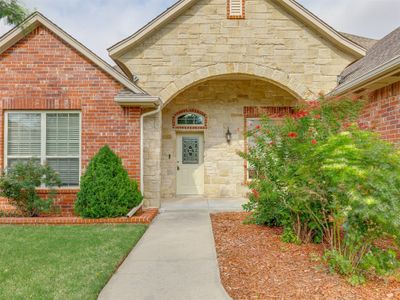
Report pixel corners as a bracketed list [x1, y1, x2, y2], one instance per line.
[127, 98, 162, 217]
[115, 94, 160, 107]
[330, 55, 400, 96]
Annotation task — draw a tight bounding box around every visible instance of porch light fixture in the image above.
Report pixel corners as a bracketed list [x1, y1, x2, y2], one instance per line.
[225, 127, 232, 144]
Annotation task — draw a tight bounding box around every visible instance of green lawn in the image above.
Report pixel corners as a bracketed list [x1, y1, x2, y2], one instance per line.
[0, 224, 147, 300]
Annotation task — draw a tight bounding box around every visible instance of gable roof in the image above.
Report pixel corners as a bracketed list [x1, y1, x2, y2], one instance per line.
[331, 27, 400, 96]
[0, 12, 146, 95]
[108, 0, 367, 60]
[340, 32, 377, 50]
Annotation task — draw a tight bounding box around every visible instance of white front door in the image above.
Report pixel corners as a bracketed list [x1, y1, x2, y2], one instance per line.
[176, 133, 204, 195]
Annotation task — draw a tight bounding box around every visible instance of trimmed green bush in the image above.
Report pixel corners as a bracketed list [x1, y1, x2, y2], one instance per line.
[74, 145, 143, 218]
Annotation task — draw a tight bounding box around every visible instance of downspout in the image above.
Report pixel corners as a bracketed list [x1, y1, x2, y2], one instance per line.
[127, 99, 162, 217]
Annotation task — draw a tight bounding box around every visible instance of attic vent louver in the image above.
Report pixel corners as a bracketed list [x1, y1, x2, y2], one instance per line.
[228, 0, 245, 19]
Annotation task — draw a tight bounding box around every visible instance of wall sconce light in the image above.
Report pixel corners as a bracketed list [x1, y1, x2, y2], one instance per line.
[226, 127, 232, 144]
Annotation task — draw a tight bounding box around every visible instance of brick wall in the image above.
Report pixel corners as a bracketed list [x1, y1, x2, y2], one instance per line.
[359, 82, 400, 144]
[0, 26, 141, 216]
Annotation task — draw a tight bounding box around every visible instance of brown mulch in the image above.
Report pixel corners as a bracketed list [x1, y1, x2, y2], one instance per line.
[211, 212, 400, 300]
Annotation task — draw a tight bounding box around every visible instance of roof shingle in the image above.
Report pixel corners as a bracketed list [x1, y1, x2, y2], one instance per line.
[337, 27, 400, 87]
[340, 32, 377, 50]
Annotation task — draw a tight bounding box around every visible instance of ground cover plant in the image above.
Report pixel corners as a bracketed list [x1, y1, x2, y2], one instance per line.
[75, 145, 143, 218]
[240, 97, 400, 283]
[0, 224, 146, 299]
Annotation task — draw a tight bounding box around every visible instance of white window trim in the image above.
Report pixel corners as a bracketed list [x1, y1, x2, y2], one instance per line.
[4, 111, 82, 189]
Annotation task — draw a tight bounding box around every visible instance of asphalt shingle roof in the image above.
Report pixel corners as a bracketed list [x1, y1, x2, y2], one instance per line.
[340, 32, 377, 50]
[337, 27, 400, 87]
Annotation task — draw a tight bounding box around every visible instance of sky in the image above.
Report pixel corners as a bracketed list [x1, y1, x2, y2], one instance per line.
[0, 0, 399, 64]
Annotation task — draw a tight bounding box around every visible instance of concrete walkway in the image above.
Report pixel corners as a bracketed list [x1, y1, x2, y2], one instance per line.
[98, 198, 245, 300]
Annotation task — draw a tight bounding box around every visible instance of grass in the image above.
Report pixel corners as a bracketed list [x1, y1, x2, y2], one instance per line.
[0, 224, 147, 300]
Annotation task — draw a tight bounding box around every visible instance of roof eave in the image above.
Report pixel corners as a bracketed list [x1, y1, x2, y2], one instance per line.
[0, 12, 147, 95]
[108, 0, 366, 60]
[330, 56, 400, 96]
[114, 95, 161, 107]
[108, 0, 195, 58]
[275, 0, 366, 58]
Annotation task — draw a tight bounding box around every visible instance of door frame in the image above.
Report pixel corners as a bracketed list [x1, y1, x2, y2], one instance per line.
[176, 132, 205, 196]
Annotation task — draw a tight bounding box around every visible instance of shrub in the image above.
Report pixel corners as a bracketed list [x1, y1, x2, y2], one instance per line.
[307, 129, 400, 279]
[241, 97, 400, 281]
[0, 160, 61, 217]
[241, 97, 363, 243]
[74, 145, 143, 218]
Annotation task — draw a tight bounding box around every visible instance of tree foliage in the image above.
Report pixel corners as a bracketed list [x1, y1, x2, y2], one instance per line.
[0, 0, 29, 26]
[74, 145, 143, 218]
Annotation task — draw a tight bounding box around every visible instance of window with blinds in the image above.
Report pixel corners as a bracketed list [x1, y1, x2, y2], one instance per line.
[5, 112, 81, 187]
[228, 0, 244, 18]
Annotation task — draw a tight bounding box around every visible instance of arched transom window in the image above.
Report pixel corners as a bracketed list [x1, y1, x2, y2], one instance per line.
[173, 109, 208, 129]
[177, 113, 204, 126]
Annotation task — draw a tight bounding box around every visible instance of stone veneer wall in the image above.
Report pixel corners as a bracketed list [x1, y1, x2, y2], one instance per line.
[120, 0, 357, 99]
[142, 112, 163, 207]
[161, 78, 296, 199]
[119, 0, 359, 206]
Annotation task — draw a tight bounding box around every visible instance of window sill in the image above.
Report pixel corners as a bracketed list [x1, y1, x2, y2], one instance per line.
[37, 188, 80, 194]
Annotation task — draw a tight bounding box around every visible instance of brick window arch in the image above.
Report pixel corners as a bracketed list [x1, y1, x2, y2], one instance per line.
[172, 109, 208, 130]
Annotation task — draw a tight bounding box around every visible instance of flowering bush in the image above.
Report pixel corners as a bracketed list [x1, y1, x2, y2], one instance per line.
[241, 97, 400, 282]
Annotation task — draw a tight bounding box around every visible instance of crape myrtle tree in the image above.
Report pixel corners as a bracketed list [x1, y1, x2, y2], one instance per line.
[241, 96, 400, 284]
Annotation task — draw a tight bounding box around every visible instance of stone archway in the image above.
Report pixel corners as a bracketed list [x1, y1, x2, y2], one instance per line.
[159, 75, 298, 200]
[158, 62, 313, 104]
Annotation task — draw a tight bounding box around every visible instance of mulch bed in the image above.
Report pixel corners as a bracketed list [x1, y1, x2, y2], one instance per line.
[211, 212, 400, 300]
[0, 208, 158, 225]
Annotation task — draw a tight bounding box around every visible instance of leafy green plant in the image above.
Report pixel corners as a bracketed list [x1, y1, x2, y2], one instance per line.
[310, 129, 400, 279]
[0, 0, 29, 25]
[74, 145, 143, 218]
[281, 227, 301, 245]
[0, 159, 61, 217]
[241, 96, 400, 282]
[241, 97, 363, 243]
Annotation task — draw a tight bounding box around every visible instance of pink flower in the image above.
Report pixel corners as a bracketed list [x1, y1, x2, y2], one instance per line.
[314, 114, 321, 119]
[293, 110, 309, 119]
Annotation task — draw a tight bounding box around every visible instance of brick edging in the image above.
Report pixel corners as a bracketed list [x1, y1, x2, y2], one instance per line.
[0, 208, 158, 225]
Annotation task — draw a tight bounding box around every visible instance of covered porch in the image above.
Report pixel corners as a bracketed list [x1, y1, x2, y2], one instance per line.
[158, 74, 298, 203]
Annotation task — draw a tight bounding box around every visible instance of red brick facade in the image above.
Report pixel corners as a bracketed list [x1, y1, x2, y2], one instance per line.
[359, 82, 400, 144]
[0, 26, 141, 216]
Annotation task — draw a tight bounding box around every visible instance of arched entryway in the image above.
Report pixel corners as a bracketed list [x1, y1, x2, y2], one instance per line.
[160, 74, 298, 200]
